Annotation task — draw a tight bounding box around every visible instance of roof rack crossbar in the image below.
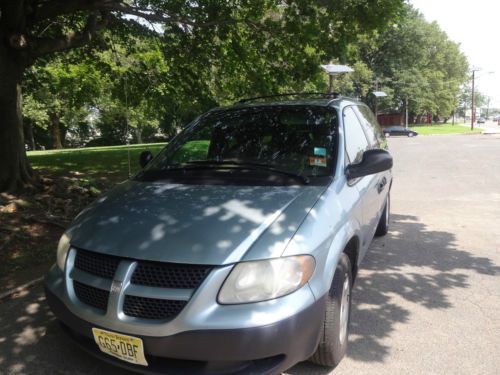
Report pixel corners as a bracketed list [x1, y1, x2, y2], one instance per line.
[236, 92, 341, 104]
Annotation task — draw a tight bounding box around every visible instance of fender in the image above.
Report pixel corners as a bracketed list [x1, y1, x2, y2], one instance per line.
[307, 219, 361, 300]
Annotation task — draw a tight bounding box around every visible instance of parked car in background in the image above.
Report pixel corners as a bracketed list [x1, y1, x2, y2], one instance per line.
[45, 94, 393, 375]
[383, 126, 418, 137]
[477, 117, 486, 124]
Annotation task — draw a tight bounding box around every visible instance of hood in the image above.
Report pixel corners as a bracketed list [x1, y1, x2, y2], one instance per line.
[68, 181, 326, 265]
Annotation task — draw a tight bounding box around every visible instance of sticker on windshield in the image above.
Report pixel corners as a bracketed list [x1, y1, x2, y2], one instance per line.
[309, 156, 327, 167]
[314, 147, 327, 156]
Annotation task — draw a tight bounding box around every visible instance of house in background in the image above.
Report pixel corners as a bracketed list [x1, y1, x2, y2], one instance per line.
[377, 113, 403, 127]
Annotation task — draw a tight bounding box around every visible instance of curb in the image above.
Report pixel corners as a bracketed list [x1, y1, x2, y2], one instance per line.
[0, 277, 44, 302]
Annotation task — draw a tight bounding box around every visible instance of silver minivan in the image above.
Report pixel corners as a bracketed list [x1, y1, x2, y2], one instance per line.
[45, 95, 392, 374]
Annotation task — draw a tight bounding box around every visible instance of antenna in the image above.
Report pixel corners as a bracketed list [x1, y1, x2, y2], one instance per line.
[124, 74, 131, 179]
[110, 38, 132, 179]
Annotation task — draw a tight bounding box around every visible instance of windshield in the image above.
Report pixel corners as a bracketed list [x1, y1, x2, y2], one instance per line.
[140, 105, 338, 184]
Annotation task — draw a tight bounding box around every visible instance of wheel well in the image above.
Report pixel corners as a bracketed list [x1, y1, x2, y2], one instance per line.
[343, 237, 359, 281]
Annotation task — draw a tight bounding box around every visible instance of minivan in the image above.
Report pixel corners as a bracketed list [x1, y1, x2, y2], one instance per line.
[45, 94, 392, 374]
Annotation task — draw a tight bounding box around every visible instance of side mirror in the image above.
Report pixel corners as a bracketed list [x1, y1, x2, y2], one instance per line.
[139, 150, 154, 168]
[346, 149, 393, 180]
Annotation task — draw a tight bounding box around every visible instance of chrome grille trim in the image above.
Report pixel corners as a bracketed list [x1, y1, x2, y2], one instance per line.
[125, 284, 193, 301]
[67, 248, 215, 322]
[70, 268, 113, 291]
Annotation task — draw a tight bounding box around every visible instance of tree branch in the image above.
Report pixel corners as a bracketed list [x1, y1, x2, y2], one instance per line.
[32, 0, 116, 22]
[29, 12, 108, 58]
[33, 0, 251, 29]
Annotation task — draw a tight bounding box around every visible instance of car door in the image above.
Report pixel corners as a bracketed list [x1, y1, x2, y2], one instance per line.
[353, 105, 390, 240]
[342, 106, 379, 258]
[395, 127, 405, 136]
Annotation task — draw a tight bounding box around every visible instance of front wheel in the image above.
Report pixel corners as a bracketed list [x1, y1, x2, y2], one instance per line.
[375, 193, 390, 236]
[309, 254, 353, 368]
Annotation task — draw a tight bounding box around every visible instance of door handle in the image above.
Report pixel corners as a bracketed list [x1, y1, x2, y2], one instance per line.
[377, 177, 387, 193]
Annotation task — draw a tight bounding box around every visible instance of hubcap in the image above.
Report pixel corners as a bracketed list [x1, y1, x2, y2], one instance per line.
[339, 276, 350, 344]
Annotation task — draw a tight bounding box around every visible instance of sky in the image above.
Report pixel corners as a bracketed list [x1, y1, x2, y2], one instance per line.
[411, 0, 500, 108]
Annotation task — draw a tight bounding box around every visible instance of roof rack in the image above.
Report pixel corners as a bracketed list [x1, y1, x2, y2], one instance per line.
[236, 92, 341, 104]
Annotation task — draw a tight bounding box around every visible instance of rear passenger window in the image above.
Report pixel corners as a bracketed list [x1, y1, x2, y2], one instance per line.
[343, 107, 369, 164]
[355, 106, 386, 148]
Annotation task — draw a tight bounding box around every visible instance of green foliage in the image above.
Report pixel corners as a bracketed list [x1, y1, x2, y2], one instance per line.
[330, 61, 375, 98]
[23, 53, 107, 147]
[358, 4, 469, 118]
[22, 0, 406, 149]
[23, 94, 49, 127]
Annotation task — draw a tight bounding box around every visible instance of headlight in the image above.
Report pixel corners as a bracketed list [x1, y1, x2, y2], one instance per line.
[56, 233, 71, 271]
[218, 255, 315, 304]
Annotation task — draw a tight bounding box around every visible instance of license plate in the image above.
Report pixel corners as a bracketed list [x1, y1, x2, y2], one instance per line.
[92, 328, 148, 366]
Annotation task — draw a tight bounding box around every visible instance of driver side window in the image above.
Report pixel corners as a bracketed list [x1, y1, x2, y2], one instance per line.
[343, 106, 369, 164]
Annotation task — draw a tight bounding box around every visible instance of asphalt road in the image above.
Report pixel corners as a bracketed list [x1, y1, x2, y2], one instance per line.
[1, 134, 499, 375]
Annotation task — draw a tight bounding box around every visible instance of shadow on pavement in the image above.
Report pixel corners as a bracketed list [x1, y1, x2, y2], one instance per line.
[1, 214, 499, 375]
[288, 213, 500, 374]
[0, 286, 127, 375]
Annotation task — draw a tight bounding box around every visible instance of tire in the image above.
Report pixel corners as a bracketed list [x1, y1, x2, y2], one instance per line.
[384, 133, 390, 137]
[310, 254, 353, 368]
[375, 193, 390, 236]
[408, 132, 414, 137]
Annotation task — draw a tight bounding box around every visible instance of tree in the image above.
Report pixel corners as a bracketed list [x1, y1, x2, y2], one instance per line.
[23, 54, 105, 149]
[457, 83, 487, 119]
[0, 0, 404, 192]
[356, 5, 469, 122]
[94, 36, 170, 144]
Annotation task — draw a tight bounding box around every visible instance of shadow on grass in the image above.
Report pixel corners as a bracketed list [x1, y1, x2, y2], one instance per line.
[287, 213, 499, 374]
[28, 143, 166, 181]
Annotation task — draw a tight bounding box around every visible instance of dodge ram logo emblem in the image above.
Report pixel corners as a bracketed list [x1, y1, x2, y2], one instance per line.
[110, 281, 122, 294]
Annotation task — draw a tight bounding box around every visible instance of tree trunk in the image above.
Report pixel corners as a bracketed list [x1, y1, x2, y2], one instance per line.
[24, 119, 36, 150]
[135, 127, 143, 144]
[49, 112, 63, 149]
[0, 37, 34, 192]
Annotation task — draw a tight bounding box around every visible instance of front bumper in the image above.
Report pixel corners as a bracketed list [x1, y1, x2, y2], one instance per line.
[45, 272, 326, 375]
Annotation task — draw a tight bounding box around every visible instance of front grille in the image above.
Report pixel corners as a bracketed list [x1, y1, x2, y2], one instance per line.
[123, 295, 187, 320]
[131, 262, 212, 289]
[74, 249, 120, 279]
[73, 281, 110, 311]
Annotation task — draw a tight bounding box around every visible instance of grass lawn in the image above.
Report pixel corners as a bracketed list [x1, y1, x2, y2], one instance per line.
[0, 143, 166, 289]
[409, 123, 482, 135]
[28, 143, 167, 185]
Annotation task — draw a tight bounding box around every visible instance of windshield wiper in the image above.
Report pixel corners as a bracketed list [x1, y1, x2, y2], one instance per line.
[185, 160, 310, 184]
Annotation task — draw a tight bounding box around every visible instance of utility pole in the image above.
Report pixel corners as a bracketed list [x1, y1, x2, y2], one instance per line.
[471, 69, 476, 130]
[405, 97, 409, 129]
[486, 97, 491, 118]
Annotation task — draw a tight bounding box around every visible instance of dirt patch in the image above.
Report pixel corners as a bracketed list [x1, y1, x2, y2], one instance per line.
[0, 176, 110, 294]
